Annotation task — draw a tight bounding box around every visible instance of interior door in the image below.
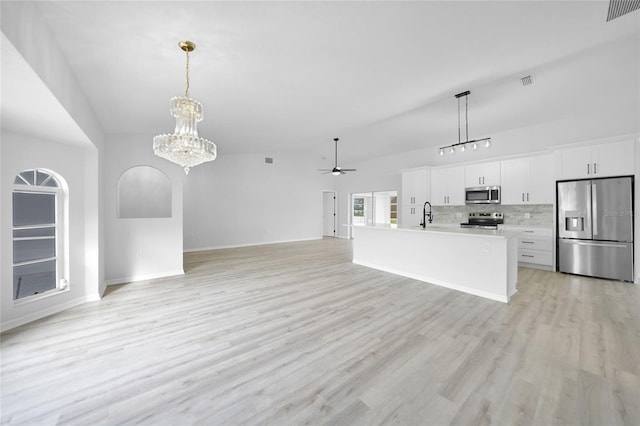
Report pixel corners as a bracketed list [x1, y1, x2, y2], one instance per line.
[322, 191, 336, 237]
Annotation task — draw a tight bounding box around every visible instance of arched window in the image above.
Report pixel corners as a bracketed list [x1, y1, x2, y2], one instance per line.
[12, 169, 68, 300]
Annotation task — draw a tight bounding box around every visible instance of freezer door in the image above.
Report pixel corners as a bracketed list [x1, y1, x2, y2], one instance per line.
[557, 180, 592, 239]
[592, 177, 633, 242]
[558, 239, 634, 282]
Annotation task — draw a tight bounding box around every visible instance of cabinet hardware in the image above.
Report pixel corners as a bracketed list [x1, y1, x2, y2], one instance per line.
[594, 163, 597, 174]
[587, 163, 590, 174]
[522, 241, 534, 244]
[522, 193, 524, 202]
[527, 192, 529, 202]
[523, 230, 534, 233]
[522, 254, 534, 258]
[479, 177, 481, 184]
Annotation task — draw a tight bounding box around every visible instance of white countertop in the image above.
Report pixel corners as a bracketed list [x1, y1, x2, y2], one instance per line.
[357, 224, 520, 239]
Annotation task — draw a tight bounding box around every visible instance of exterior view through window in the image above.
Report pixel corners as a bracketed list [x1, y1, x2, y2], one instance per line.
[12, 169, 67, 300]
[351, 191, 398, 228]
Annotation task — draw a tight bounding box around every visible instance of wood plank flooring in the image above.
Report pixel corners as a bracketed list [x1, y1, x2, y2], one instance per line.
[1, 237, 639, 425]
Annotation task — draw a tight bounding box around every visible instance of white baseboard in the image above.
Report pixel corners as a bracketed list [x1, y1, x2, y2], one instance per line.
[1, 295, 91, 333]
[104, 269, 185, 286]
[184, 236, 322, 253]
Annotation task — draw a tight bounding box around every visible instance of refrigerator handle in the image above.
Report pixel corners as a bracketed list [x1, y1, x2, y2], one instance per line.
[592, 182, 598, 237]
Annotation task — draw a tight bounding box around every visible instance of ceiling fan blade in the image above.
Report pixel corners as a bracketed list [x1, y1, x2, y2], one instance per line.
[340, 168, 357, 171]
[317, 169, 332, 172]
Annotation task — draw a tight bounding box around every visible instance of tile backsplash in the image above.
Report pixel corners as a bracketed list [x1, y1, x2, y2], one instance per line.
[431, 204, 553, 227]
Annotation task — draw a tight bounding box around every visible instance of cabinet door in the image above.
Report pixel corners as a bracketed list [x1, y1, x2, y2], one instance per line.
[528, 155, 554, 204]
[500, 158, 529, 205]
[464, 162, 500, 187]
[482, 162, 501, 186]
[447, 165, 466, 205]
[558, 146, 592, 179]
[431, 168, 449, 206]
[465, 163, 485, 187]
[592, 140, 635, 177]
[401, 205, 421, 227]
[402, 169, 428, 205]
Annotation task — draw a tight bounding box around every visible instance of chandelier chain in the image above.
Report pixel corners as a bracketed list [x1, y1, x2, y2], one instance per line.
[185, 49, 190, 98]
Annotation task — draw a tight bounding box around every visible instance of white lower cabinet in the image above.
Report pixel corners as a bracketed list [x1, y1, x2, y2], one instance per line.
[507, 226, 553, 269]
[402, 205, 423, 227]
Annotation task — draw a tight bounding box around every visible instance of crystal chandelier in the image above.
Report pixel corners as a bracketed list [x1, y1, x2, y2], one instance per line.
[153, 40, 217, 174]
[439, 90, 491, 156]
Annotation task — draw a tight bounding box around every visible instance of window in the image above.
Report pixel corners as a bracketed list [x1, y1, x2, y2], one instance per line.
[351, 191, 398, 228]
[12, 169, 67, 300]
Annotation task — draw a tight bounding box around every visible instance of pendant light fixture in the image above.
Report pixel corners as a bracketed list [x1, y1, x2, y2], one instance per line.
[153, 40, 217, 174]
[439, 90, 491, 156]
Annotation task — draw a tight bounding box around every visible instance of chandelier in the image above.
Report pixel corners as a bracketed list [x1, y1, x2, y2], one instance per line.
[153, 40, 217, 174]
[439, 90, 491, 156]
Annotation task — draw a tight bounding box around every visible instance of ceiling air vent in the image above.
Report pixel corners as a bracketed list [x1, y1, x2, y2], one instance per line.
[607, 0, 640, 21]
[265, 157, 273, 164]
[521, 75, 535, 86]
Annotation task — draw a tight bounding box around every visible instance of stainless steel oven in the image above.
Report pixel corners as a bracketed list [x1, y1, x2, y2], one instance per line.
[465, 186, 501, 204]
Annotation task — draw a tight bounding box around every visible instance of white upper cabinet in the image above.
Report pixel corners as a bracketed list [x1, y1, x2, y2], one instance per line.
[464, 161, 501, 187]
[501, 155, 554, 205]
[557, 139, 635, 179]
[401, 168, 430, 227]
[432, 165, 465, 206]
[401, 168, 429, 206]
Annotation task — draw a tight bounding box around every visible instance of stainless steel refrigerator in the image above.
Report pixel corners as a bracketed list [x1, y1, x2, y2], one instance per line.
[557, 176, 634, 282]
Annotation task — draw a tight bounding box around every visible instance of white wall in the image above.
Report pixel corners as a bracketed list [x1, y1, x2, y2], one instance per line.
[104, 134, 184, 284]
[1, 131, 98, 331]
[2, 1, 106, 319]
[183, 152, 328, 250]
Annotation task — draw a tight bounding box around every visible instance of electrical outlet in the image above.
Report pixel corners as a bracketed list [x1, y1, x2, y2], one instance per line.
[524, 213, 531, 219]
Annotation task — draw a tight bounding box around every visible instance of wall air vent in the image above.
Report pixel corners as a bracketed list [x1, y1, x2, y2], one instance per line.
[521, 75, 535, 86]
[607, 0, 640, 21]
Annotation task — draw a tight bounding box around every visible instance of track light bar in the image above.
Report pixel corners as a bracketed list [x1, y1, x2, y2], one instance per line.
[439, 90, 491, 156]
[439, 138, 491, 156]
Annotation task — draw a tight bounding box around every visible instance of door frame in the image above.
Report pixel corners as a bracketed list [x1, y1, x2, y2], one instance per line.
[322, 190, 337, 238]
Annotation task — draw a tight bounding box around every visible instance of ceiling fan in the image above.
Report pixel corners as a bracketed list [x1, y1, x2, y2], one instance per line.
[318, 138, 357, 176]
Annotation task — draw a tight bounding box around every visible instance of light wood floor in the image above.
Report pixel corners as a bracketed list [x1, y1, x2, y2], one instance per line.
[1, 238, 639, 425]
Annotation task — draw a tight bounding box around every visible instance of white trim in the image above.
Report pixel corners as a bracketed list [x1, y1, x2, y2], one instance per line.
[353, 259, 511, 303]
[1, 295, 93, 332]
[104, 270, 185, 286]
[183, 236, 323, 253]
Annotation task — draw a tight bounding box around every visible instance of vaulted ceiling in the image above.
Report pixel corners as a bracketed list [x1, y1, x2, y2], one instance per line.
[2, 1, 639, 165]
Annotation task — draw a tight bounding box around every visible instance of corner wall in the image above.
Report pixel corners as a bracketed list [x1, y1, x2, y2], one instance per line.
[103, 134, 184, 285]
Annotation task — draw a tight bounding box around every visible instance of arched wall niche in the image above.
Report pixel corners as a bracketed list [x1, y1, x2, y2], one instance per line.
[117, 166, 172, 219]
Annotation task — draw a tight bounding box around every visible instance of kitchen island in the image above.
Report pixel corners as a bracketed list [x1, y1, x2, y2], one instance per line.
[352, 225, 519, 303]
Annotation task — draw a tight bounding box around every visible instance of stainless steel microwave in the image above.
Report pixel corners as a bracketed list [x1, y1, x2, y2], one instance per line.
[465, 186, 501, 204]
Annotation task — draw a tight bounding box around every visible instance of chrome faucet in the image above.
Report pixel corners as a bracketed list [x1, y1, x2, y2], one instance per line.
[420, 201, 433, 228]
